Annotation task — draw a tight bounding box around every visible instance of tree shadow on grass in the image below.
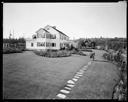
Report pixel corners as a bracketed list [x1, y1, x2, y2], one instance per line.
[93, 59, 109, 62]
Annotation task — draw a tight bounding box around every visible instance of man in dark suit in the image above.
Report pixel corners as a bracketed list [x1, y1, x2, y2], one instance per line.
[90, 52, 95, 61]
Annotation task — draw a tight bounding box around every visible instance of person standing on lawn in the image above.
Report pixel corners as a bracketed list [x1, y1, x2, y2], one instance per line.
[90, 52, 95, 61]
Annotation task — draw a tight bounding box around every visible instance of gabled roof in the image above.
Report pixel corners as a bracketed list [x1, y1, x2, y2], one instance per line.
[43, 28, 50, 33]
[36, 25, 69, 38]
[35, 28, 50, 34]
[51, 26, 69, 37]
[35, 28, 41, 33]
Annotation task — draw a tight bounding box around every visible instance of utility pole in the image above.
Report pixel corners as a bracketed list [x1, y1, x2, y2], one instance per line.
[9, 30, 12, 39]
[13, 29, 14, 39]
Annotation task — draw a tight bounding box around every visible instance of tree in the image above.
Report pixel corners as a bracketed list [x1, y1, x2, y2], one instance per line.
[90, 41, 96, 48]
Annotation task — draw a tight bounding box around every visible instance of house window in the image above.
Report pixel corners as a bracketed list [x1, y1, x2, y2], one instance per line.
[42, 34, 45, 38]
[52, 43, 56, 47]
[46, 33, 51, 39]
[37, 42, 45, 47]
[31, 43, 34, 47]
[60, 34, 62, 40]
[60, 43, 63, 48]
[52, 34, 56, 39]
[46, 42, 51, 47]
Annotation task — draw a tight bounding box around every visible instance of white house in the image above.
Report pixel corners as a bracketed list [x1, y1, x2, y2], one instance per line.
[26, 25, 69, 50]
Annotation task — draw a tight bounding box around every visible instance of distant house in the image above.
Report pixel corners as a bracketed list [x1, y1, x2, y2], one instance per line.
[68, 40, 79, 48]
[26, 25, 69, 50]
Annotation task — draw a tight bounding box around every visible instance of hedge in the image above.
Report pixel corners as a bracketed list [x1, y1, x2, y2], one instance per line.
[3, 47, 23, 54]
[80, 49, 93, 52]
[103, 52, 127, 101]
[34, 50, 71, 58]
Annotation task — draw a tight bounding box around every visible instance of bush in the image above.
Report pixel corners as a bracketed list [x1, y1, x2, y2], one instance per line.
[70, 49, 79, 54]
[103, 52, 127, 101]
[70, 49, 86, 56]
[80, 49, 93, 52]
[34, 50, 71, 58]
[78, 51, 86, 56]
[3, 47, 23, 54]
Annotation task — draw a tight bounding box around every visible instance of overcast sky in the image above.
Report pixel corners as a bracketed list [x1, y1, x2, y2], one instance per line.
[3, 2, 126, 39]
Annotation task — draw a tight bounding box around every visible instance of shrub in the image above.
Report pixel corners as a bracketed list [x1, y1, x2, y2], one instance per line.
[70, 49, 78, 54]
[70, 49, 86, 56]
[80, 49, 93, 52]
[3, 47, 23, 54]
[78, 51, 87, 56]
[103, 52, 127, 101]
[34, 50, 71, 58]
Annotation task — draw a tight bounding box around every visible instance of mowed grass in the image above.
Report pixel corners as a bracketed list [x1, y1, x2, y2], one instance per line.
[67, 50, 120, 99]
[3, 51, 90, 99]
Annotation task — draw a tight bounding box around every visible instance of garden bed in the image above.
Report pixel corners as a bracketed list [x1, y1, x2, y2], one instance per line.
[103, 52, 127, 101]
[3, 47, 23, 54]
[33, 50, 71, 58]
[34, 49, 87, 58]
[80, 49, 93, 52]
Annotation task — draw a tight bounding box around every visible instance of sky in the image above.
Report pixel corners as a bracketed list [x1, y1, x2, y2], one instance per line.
[3, 2, 127, 39]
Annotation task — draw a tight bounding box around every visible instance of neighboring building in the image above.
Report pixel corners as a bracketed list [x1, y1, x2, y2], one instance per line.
[3, 43, 10, 49]
[26, 25, 69, 50]
[68, 40, 79, 48]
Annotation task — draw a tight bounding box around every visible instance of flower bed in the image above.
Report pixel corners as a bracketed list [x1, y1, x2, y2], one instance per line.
[34, 49, 87, 58]
[3, 47, 23, 54]
[70, 49, 86, 56]
[80, 49, 93, 52]
[34, 50, 71, 58]
[103, 52, 127, 101]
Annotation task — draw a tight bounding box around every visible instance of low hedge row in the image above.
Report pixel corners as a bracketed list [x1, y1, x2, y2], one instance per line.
[34, 49, 87, 57]
[103, 53, 127, 101]
[34, 50, 71, 57]
[80, 49, 93, 52]
[3, 47, 23, 54]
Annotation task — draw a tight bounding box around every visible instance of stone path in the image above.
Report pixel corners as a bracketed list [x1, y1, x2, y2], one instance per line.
[56, 61, 92, 99]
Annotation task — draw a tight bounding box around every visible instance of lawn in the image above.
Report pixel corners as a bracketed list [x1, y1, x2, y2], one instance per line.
[3, 51, 90, 99]
[66, 50, 120, 99]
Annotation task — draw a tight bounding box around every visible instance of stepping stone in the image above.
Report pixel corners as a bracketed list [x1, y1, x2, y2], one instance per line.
[81, 68, 86, 70]
[76, 74, 83, 76]
[67, 84, 75, 88]
[80, 69, 84, 71]
[83, 67, 88, 70]
[60, 89, 70, 94]
[64, 87, 72, 90]
[72, 78, 78, 81]
[79, 70, 84, 73]
[56, 93, 66, 99]
[76, 72, 83, 75]
[74, 76, 80, 79]
[67, 80, 75, 84]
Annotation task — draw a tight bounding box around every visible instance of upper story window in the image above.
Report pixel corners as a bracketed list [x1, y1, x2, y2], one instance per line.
[60, 34, 62, 40]
[61, 35, 63, 40]
[46, 33, 56, 39]
[37, 33, 45, 38]
[46, 33, 50, 39]
[52, 34, 56, 39]
[64, 36, 66, 40]
[31, 43, 34, 47]
[42, 33, 45, 38]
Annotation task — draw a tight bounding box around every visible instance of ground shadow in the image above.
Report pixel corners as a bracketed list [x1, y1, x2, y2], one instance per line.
[93, 59, 109, 62]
